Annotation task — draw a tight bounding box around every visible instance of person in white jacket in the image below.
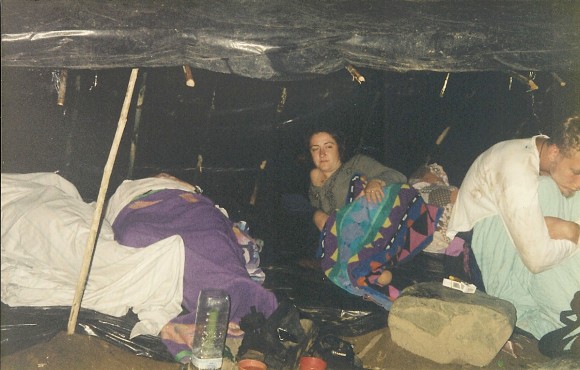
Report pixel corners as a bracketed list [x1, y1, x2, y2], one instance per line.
[447, 114, 580, 341]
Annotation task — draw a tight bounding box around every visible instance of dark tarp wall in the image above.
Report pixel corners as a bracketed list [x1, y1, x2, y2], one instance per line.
[2, 67, 578, 262]
[2, 1, 579, 77]
[1, 68, 573, 197]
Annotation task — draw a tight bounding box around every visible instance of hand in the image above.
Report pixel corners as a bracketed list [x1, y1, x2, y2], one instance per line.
[363, 179, 385, 204]
[545, 216, 580, 244]
[313, 209, 329, 231]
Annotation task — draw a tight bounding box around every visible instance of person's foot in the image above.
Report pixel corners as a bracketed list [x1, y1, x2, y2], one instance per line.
[159, 323, 195, 346]
[377, 270, 392, 285]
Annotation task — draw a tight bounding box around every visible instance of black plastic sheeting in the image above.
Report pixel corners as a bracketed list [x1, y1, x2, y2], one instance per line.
[2, 1, 579, 79]
[0, 262, 387, 362]
[0, 303, 175, 361]
[1, 252, 470, 361]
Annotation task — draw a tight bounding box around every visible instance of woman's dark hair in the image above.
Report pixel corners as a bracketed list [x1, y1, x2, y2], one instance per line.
[305, 127, 347, 161]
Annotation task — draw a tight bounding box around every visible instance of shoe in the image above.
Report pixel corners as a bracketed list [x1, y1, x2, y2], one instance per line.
[237, 298, 319, 370]
[310, 334, 364, 369]
[539, 291, 580, 358]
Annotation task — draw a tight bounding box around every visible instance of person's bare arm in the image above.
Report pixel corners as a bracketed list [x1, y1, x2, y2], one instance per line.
[310, 168, 329, 230]
[313, 209, 329, 231]
[545, 216, 580, 244]
[310, 168, 324, 186]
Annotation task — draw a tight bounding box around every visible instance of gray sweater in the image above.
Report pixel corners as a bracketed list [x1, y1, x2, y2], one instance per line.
[308, 154, 407, 214]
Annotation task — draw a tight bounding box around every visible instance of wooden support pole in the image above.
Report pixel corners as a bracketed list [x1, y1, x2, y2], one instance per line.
[57, 69, 68, 106]
[64, 74, 81, 168]
[67, 68, 139, 335]
[128, 71, 148, 178]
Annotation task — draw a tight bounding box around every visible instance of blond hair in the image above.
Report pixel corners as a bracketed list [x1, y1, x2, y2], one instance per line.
[548, 114, 580, 156]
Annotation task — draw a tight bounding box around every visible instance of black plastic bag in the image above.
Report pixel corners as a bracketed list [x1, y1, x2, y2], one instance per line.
[0, 303, 173, 361]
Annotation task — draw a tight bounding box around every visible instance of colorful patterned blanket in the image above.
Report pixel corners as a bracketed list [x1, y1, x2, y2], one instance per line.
[319, 183, 443, 310]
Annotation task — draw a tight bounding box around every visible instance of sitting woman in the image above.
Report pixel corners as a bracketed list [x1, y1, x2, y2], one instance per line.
[308, 128, 407, 231]
[105, 172, 279, 362]
[307, 129, 457, 310]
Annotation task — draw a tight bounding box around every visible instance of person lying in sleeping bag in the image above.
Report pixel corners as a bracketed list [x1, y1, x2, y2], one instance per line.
[105, 173, 278, 362]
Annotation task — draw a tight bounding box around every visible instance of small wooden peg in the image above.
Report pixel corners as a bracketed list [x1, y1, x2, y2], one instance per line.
[550, 72, 566, 87]
[249, 160, 267, 206]
[345, 64, 365, 84]
[183, 65, 195, 87]
[439, 73, 450, 98]
[508, 71, 538, 91]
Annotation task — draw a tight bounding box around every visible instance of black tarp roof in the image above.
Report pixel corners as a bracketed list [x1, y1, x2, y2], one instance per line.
[2, 1, 579, 79]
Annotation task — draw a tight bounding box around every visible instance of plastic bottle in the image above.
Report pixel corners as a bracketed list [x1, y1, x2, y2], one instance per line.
[191, 289, 231, 370]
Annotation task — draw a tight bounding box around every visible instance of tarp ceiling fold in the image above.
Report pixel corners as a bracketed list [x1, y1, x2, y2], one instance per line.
[2, 0, 579, 80]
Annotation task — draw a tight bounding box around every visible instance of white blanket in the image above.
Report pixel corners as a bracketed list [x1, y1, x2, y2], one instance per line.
[1, 172, 185, 338]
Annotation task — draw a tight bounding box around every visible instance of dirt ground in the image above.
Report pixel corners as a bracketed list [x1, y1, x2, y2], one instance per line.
[2, 326, 574, 370]
[1, 263, 577, 369]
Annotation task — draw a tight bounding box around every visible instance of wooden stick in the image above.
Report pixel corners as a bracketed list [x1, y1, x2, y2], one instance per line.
[67, 68, 139, 335]
[128, 71, 148, 178]
[358, 333, 383, 358]
[183, 65, 195, 87]
[550, 72, 566, 87]
[508, 70, 538, 91]
[64, 75, 81, 168]
[193, 154, 203, 184]
[425, 126, 451, 164]
[57, 69, 68, 106]
[249, 160, 267, 206]
[276, 87, 287, 113]
[435, 126, 451, 146]
[345, 64, 365, 84]
[439, 73, 450, 98]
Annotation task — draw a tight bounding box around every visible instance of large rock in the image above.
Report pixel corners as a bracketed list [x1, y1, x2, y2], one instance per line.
[388, 282, 516, 367]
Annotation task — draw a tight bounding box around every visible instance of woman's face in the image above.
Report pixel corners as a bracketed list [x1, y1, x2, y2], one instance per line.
[309, 132, 342, 174]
